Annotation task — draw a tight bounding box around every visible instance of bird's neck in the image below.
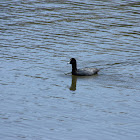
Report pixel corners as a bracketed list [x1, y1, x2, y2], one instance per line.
[72, 63, 77, 73]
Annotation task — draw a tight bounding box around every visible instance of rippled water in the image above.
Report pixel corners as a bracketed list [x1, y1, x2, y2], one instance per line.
[0, 0, 140, 140]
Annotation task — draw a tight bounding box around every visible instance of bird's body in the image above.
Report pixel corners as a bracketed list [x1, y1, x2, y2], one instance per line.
[73, 68, 99, 76]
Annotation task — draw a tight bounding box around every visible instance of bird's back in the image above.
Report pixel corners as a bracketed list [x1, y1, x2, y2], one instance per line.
[76, 68, 99, 76]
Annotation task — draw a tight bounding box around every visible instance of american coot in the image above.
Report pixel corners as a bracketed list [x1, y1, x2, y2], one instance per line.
[68, 58, 99, 76]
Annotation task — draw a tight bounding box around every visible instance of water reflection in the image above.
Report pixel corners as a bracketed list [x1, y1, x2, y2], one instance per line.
[69, 75, 77, 91]
[69, 74, 100, 91]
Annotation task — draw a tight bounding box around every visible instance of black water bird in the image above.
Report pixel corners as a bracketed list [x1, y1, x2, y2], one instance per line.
[68, 58, 99, 76]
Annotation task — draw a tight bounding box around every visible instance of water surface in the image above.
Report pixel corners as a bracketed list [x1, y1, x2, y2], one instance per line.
[0, 0, 140, 140]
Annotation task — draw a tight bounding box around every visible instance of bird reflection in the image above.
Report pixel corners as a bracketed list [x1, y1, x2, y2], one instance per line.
[69, 75, 77, 91]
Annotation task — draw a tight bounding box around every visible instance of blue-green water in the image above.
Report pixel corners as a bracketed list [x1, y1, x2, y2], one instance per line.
[0, 0, 140, 140]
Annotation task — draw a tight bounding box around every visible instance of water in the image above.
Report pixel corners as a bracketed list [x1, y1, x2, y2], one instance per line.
[0, 0, 140, 139]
